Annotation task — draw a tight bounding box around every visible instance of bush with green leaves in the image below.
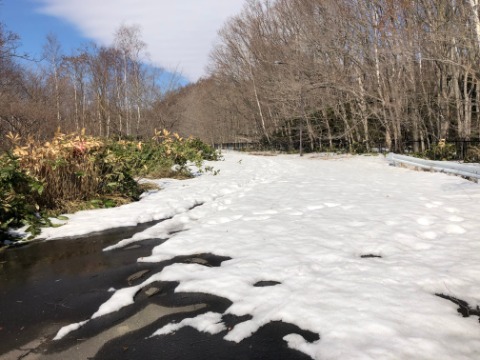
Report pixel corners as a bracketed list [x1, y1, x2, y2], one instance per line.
[423, 142, 457, 161]
[0, 154, 50, 240]
[1, 130, 220, 244]
[465, 145, 480, 163]
[108, 130, 220, 178]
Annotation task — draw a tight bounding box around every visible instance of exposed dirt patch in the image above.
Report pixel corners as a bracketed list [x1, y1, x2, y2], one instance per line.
[360, 254, 382, 259]
[253, 281, 281, 287]
[436, 293, 480, 322]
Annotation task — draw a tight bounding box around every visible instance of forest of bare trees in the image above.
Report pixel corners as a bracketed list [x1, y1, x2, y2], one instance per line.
[162, 0, 480, 153]
[0, 23, 184, 147]
[3, 0, 480, 154]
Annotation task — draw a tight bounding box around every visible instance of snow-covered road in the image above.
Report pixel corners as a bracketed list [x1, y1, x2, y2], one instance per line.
[44, 152, 480, 359]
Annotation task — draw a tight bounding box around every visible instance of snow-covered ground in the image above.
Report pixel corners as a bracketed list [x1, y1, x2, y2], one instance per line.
[44, 152, 480, 359]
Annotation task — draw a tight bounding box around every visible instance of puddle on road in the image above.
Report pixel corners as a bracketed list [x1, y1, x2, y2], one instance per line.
[0, 220, 167, 356]
[0, 220, 165, 286]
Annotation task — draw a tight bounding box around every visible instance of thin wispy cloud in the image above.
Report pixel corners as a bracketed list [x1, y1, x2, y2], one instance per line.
[36, 0, 246, 81]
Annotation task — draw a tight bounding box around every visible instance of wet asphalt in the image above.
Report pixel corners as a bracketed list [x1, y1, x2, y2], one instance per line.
[0, 222, 318, 360]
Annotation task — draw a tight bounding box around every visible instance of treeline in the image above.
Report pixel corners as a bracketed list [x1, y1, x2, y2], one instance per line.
[3, 1, 480, 153]
[163, 0, 480, 152]
[0, 23, 185, 146]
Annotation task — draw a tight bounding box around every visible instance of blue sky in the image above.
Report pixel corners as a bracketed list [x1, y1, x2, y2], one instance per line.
[0, 0, 245, 82]
[0, 0, 87, 60]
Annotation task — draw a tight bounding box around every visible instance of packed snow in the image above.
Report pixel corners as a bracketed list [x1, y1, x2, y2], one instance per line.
[47, 152, 480, 359]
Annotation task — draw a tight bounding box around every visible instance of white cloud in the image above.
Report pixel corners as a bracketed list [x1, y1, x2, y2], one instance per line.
[36, 0, 246, 81]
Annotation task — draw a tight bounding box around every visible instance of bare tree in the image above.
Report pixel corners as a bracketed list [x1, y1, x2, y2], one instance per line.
[196, 0, 480, 149]
[43, 33, 63, 127]
[114, 24, 147, 136]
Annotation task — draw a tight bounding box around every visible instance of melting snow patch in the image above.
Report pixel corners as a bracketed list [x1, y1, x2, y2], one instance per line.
[53, 321, 88, 340]
[283, 333, 320, 359]
[151, 312, 225, 337]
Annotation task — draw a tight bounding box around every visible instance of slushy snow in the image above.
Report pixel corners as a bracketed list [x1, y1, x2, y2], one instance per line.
[48, 152, 480, 359]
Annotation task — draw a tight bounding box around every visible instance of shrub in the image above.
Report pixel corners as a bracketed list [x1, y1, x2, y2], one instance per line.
[423, 142, 457, 161]
[1, 129, 219, 242]
[0, 153, 48, 240]
[184, 137, 220, 161]
[8, 130, 141, 210]
[465, 145, 480, 163]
